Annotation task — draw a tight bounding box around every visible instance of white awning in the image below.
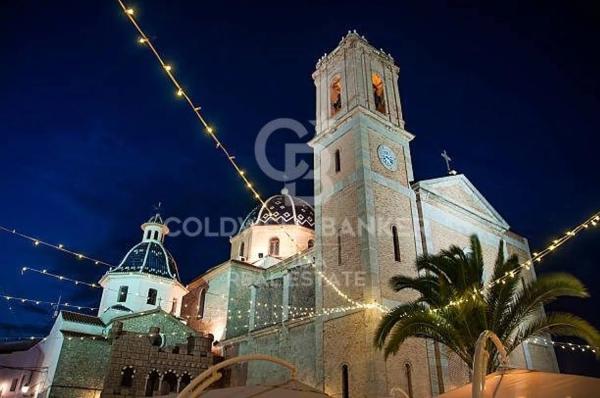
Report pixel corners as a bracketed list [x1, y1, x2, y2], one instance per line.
[440, 368, 600, 398]
[199, 379, 330, 397]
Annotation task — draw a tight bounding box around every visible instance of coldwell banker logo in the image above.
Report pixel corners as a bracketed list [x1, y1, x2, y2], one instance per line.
[254, 118, 316, 202]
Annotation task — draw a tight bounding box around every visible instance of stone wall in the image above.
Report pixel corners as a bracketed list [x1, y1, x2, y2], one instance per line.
[253, 278, 283, 330]
[50, 334, 111, 398]
[101, 322, 214, 397]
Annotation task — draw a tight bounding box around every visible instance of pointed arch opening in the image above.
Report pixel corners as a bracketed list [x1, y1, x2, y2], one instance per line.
[372, 73, 387, 114]
[330, 74, 343, 116]
[179, 372, 191, 392]
[160, 371, 178, 395]
[121, 366, 135, 388]
[144, 370, 160, 396]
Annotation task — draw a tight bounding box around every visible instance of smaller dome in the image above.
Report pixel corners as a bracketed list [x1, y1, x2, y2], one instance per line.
[109, 213, 181, 281]
[240, 192, 315, 233]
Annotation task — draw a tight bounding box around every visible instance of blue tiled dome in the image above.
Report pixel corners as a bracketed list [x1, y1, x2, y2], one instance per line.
[240, 193, 315, 233]
[109, 213, 181, 281]
[111, 242, 180, 280]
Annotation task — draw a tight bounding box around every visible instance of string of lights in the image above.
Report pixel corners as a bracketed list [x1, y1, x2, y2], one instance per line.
[21, 267, 182, 308]
[1, 293, 97, 312]
[426, 211, 600, 316]
[115, 2, 323, 305]
[21, 267, 99, 288]
[0, 225, 112, 267]
[530, 337, 598, 354]
[116, 1, 270, 209]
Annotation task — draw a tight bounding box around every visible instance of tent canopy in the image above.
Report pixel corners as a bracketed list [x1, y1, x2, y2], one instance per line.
[200, 380, 330, 397]
[440, 369, 600, 398]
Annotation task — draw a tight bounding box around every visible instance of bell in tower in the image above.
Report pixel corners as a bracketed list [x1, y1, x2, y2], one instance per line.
[313, 30, 405, 135]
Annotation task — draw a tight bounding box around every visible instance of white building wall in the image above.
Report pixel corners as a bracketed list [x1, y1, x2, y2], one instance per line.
[0, 317, 66, 398]
[98, 273, 187, 318]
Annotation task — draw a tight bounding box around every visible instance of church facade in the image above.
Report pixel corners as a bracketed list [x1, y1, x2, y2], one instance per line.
[180, 32, 558, 397]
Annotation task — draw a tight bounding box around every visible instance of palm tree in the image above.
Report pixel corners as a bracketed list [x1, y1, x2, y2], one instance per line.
[374, 235, 600, 371]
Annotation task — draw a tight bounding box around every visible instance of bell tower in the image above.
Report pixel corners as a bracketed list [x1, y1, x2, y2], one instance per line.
[310, 32, 431, 397]
[314, 30, 405, 135]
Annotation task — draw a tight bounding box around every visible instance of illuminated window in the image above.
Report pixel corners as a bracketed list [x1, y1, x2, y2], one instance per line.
[335, 149, 341, 173]
[330, 75, 342, 116]
[146, 288, 157, 305]
[198, 288, 207, 318]
[392, 226, 401, 262]
[269, 237, 280, 256]
[372, 73, 386, 114]
[118, 286, 128, 303]
[341, 364, 349, 398]
[405, 363, 414, 398]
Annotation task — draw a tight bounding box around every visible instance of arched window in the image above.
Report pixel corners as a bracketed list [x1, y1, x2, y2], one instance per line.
[337, 229, 342, 266]
[392, 226, 401, 262]
[197, 288, 207, 318]
[146, 288, 157, 305]
[170, 298, 178, 314]
[118, 286, 128, 303]
[120, 366, 135, 388]
[179, 373, 191, 392]
[269, 237, 280, 256]
[145, 370, 160, 396]
[160, 371, 178, 395]
[341, 364, 349, 398]
[334, 149, 341, 173]
[405, 363, 414, 398]
[239, 241, 245, 258]
[372, 73, 386, 114]
[330, 75, 342, 116]
[154, 230, 159, 240]
[308, 239, 315, 249]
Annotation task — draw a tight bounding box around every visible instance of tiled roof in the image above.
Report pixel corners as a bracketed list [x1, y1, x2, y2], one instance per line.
[61, 311, 105, 326]
[110, 241, 180, 281]
[240, 193, 315, 232]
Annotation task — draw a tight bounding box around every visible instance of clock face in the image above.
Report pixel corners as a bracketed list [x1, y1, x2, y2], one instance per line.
[377, 144, 397, 171]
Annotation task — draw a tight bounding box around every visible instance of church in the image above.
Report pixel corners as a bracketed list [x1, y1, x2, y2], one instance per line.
[179, 31, 558, 397]
[0, 32, 557, 398]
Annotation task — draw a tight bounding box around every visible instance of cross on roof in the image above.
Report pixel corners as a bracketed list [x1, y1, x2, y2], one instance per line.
[441, 150, 457, 175]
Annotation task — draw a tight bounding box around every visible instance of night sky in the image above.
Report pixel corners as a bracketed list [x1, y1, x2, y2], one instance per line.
[1, 1, 599, 376]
